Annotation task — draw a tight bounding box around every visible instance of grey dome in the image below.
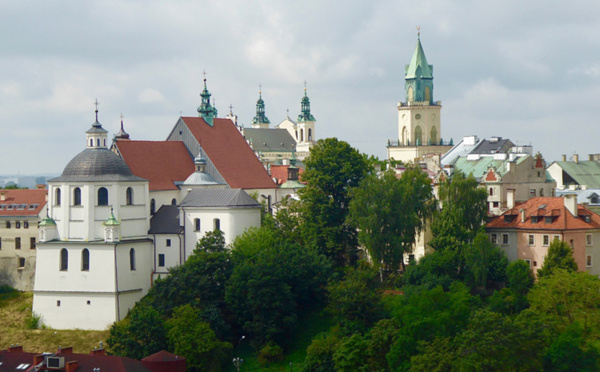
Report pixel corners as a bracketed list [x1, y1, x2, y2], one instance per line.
[50, 148, 146, 182]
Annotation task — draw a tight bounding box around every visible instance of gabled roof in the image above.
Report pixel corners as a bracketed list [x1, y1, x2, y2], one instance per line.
[470, 137, 514, 154]
[243, 128, 296, 153]
[453, 155, 529, 181]
[149, 205, 183, 234]
[180, 117, 277, 189]
[0, 189, 47, 217]
[180, 188, 261, 209]
[487, 197, 600, 231]
[552, 161, 600, 189]
[115, 141, 195, 191]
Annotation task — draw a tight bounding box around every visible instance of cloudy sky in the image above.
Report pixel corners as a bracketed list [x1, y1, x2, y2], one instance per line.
[2, 0, 600, 175]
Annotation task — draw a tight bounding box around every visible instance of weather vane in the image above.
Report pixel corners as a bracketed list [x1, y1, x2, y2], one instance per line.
[417, 26, 420, 37]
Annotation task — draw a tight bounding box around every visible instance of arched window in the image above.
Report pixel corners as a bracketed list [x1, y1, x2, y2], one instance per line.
[592, 195, 599, 204]
[150, 199, 156, 215]
[81, 248, 89, 271]
[425, 86, 431, 102]
[55, 188, 61, 206]
[540, 188, 544, 197]
[308, 128, 312, 141]
[60, 248, 68, 271]
[194, 218, 201, 231]
[103, 139, 106, 147]
[126, 187, 134, 205]
[430, 126, 438, 145]
[489, 188, 494, 196]
[408, 86, 414, 102]
[129, 248, 136, 271]
[98, 187, 108, 206]
[213, 218, 220, 231]
[171, 198, 177, 206]
[414, 126, 423, 146]
[300, 129, 304, 142]
[90, 139, 93, 147]
[73, 187, 82, 206]
[97, 138, 100, 146]
[401, 127, 407, 145]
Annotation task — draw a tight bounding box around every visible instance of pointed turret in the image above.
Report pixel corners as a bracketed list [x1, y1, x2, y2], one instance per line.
[297, 85, 316, 122]
[86, 100, 109, 148]
[197, 76, 217, 126]
[103, 208, 121, 243]
[115, 118, 130, 140]
[251, 88, 271, 129]
[404, 32, 435, 104]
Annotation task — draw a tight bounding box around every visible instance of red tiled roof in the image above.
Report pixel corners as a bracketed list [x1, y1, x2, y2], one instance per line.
[487, 197, 600, 231]
[181, 117, 277, 189]
[115, 141, 195, 191]
[0, 189, 47, 217]
[270, 165, 305, 186]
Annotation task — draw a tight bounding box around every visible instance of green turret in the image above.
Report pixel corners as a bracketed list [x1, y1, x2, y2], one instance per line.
[297, 86, 316, 122]
[251, 89, 270, 127]
[197, 77, 218, 126]
[404, 32, 434, 104]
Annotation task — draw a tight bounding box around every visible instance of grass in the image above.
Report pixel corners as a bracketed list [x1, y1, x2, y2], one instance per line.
[224, 304, 334, 371]
[0, 292, 110, 354]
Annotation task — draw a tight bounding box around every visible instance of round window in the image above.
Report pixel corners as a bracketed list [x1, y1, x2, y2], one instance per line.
[415, 114, 421, 120]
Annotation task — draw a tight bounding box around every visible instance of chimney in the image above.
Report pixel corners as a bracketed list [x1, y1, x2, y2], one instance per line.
[520, 209, 526, 223]
[507, 189, 515, 209]
[58, 346, 73, 355]
[562, 154, 566, 161]
[36, 184, 46, 190]
[90, 348, 106, 356]
[8, 344, 23, 353]
[573, 154, 579, 163]
[65, 360, 79, 372]
[0, 191, 6, 201]
[564, 194, 578, 217]
[33, 354, 44, 365]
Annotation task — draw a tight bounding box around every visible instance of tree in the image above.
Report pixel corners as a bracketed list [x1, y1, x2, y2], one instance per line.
[299, 138, 370, 265]
[166, 304, 232, 372]
[463, 231, 508, 292]
[348, 166, 434, 272]
[490, 259, 535, 314]
[107, 303, 168, 360]
[537, 238, 578, 278]
[302, 333, 340, 372]
[544, 324, 600, 372]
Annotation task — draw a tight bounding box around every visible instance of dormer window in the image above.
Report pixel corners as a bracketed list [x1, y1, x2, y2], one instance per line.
[582, 215, 592, 223]
[531, 216, 539, 223]
[504, 215, 515, 223]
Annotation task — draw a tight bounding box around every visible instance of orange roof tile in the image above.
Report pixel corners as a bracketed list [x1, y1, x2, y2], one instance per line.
[115, 141, 195, 191]
[270, 165, 305, 186]
[487, 197, 600, 231]
[0, 189, 47, 217]
[181, 117, 276, 189]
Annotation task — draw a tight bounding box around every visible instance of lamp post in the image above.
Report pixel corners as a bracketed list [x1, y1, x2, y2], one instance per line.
[233, 335, 245, 372]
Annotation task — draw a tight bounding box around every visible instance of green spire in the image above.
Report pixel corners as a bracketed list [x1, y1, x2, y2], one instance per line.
[103, 208, 120, 226]
[297, 84, 315, 122]
[197, 74, 218, 126]
[404, 31, 435, 104]
[251, 87, 270, 125]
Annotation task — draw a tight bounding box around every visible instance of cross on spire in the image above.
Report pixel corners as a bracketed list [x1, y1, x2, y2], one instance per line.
[202, 70, 207, 81]
[229, 104, 234, 115]
[94, 98, 99, 121]
[417, 26, 420, 38]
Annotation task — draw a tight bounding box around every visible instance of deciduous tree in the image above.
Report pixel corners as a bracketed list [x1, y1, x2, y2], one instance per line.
[537, 238, 578, 278]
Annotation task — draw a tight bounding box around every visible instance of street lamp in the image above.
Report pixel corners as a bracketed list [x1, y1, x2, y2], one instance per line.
[233, 335, 245, 372]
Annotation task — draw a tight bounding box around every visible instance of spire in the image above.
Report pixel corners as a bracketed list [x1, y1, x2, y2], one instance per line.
[197, 72, 217, 126]
[297, 82, 316, 122]
[86, 99, 108, 148]
[251, 85, 271, 127]
[115, 114, 130, 140]
[404, 29, 435, 104]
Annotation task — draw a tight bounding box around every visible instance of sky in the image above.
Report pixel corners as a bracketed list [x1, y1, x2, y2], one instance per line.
[2, 0, 600, 175]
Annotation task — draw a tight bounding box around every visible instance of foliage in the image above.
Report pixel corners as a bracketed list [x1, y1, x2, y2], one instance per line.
[165, 304, 231, 371]
[26, 312, 41, 329]
[325, 264, 383, 333]
[463, 231, 508, 292]
[332, 333, 370, 372]
[348, 166, 434, 273]
[257, 341, 284, 365]
[0, 285, 18, 301]
[490, 259, 536, 314]
[365, 318, 401, 371]
[301, 332, 340, 372]
[544, 324, 600, 372]
[263, 195, 304, 245]
[299, 138, 370, 266]
[107, 303, 168, 360]
[537, 238, 578, 278]
[0, 184, 27, 189]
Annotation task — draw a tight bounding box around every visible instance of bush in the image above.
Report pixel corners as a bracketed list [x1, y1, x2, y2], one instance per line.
[26, 312, 40, 329]
[257, 342, 284, 365]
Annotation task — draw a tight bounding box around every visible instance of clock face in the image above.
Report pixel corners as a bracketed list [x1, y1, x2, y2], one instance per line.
[415, 114, 421, 120]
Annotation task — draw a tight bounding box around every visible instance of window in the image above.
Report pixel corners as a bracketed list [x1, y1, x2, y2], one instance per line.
[542, 235, 550, 246]
[570, 239, 574, 249]
[213, 218, 220, 231]
[553, 235, 561, 242]
[15, 221, 20, 229]
[73, 187, 82, 206]
[587, 255, 593, 267]
[87, 300, 91, 305]
[308, 128, 312, 141]
[15, 237, 21, 249]
[194, 218, 201, 231]
[30, 237, 36, 249]
[502, 233, 509, 245]
[57, 300, 61, 307]
[592, 195, 600, 204]
[0, 237, 2, 249]
[60, 248, 68, 271]
[490, 234, 497, 244]
[150, 199, 156, 215]
[158, 254, 165, 267]
[493, 201, 499, 208]
[126, 187, 134, 205]
[524, 259, 532, 268]
[97, 138, 100, 146]
[587, 234, 593, 246]
[166, 239, 171, 247]
[129, 248, 136, 271]
[540, 188, 544, 197]
[81, 248, 89, 271]
[528, 235, 535, 246]
[5, 221, 9, 229]
[98, 187, 108, 206]
[529, 189, 536, 198]
[55, 188, 61, 206]
[489, 187, 494, 196]
[171, 198, 177, 206]
[18, 257, 25, 268]
[24, 221, 28, 229]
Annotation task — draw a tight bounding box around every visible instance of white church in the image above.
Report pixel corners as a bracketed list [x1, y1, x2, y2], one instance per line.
[33, 107, 263, 330]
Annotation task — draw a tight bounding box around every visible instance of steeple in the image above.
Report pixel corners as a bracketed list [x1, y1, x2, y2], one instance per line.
[197, 73, 217, 126]
[404, 30, 435, 104]
[86, 99, 109, 149]
[115, 114, 130, 140]
[251, 86, 271, 128]
[297, 83, 316, 122]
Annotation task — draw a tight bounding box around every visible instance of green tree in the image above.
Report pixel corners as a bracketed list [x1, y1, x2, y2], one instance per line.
[348, 166, 434, 273]
[489, 259, 535, 315]
[165, 304, 231, 372]
[544, 324, 600, 372]
[463, 231, 508, 292]
[302, 333, 340, 372]
[333, 333, 370, 372]
[107, 303, 168, 360]
[299, 138, 370, 266]
[537, 238, 578, 278]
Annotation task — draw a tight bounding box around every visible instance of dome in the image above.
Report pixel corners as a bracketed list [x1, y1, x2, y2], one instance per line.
[51, 148, 145, 182]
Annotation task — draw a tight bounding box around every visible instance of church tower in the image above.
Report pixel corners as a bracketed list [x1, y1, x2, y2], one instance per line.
[251, 88, 271, 129]
[387, 31, 452, 164]
[197, 76, 218, 126]
[295, 84, 316, 154]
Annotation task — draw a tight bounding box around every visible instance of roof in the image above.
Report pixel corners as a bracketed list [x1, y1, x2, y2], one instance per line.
[556, 188, 600, 205]
[270, 164, 305, 186]
[180, 188, 261, 208]
[453, 155, 529, 181]
[405, 36, 432, 79]
[180, 117, 277, 189]
[149, 205, 183, 234]
[0, 189, 47, 217]
[51, 148, 146, 183]
[441, 136, 482, 166]
[487, 197, 600, 231]
[470, 137, 514, 154]
[115, 141, 195, 191]
[552, 161, 600, 189]
[243, 128, 297, 153]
